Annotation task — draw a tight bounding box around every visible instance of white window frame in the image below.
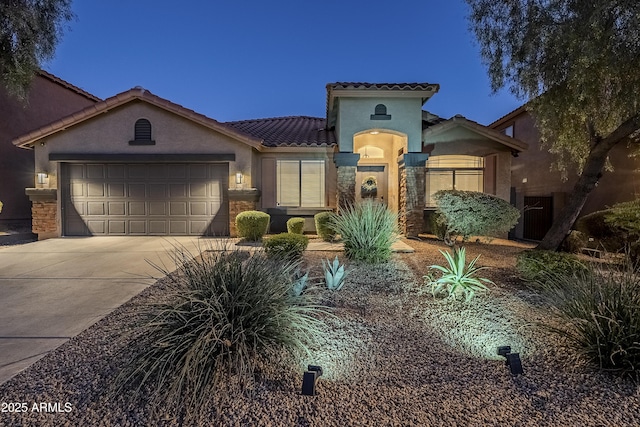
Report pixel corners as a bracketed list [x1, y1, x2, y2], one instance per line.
[276, 160, 325, 207]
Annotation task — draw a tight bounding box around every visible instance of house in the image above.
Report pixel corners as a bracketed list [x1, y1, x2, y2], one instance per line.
[490, 106, 640, 240]
[0, 71, 100, 231]
[13, 82, 527, 240]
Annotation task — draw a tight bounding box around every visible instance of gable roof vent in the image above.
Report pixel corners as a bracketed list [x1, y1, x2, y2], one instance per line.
[130, 118, 155, 145]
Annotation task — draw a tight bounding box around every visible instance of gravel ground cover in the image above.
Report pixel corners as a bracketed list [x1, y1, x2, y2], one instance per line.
[1, 237, 639, 426]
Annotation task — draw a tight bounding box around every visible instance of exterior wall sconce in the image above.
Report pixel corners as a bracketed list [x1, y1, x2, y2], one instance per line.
[235, 172, 243, 189]
[301, 365, 323, 396]
[37, 172, 48, 185]
[497, 346, 524, 376]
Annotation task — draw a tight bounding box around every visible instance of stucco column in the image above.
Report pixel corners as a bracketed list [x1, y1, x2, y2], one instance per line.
[25, 188, 58, 240]
[228, 188, 261, 237]
[399, 153, 429, 237]
[334, 153, 360, 211]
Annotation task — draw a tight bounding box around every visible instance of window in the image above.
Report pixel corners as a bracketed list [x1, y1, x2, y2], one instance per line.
[502, 124, 514, 137]
[130, 118, 155, 145]
[277, 160, 325, 207]
[425, 155, 484, 206]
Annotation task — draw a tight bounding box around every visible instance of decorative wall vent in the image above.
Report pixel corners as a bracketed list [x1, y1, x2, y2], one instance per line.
[129, 118, 155, 145]
[370, 104, 391, 120]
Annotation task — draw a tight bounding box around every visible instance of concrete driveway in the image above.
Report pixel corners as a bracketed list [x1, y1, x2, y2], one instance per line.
[0, 236, 213, 385]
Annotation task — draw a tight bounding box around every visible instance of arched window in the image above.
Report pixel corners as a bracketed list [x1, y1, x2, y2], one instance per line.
[130, 118, 155, 145]
[370, 104, 391, 120]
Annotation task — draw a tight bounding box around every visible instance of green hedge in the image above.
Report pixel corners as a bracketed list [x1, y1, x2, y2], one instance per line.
[286, 217, 305, 234]
[516, 249, 586, 287]
[235, 211, 270, 241]
[263, 233, 309, 259]
[314, 211, 336, 242]
[575, 210, 625, 251]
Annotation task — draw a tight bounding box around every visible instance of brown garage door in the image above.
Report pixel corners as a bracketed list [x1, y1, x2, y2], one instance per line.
[62, 163, 229, 236]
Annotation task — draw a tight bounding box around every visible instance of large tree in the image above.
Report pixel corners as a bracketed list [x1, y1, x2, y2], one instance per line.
[0, 0, 73, 98]
[465, 0, 640, 250]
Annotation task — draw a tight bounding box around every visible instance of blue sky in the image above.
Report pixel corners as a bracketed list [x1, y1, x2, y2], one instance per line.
[45, 0, 522, 125]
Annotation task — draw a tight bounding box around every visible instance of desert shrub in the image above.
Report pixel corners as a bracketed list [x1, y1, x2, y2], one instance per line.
[575, 210, 625, 251]
[605, 199, 640, 248]
[426, 210, 448, 241]
[322, 255, 347, 291]
[235, 210, 270, 241]
[314, 211, 336, 242]
[263, 232, 309, 259]
[331, 200, 398, 264]
[434, 190, 520, 243]
[286, 217, 305, 234]
[113, 246, 326, 422]
[516, 250, 586, 287]
[539, 260, 640, 382]
[563, 230, 588, 253]
[424, 246, 493, 302]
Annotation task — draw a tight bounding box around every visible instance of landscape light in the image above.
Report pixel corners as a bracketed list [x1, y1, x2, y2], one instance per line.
[497, 346, 524, 376]
[301, 365, 323, 396]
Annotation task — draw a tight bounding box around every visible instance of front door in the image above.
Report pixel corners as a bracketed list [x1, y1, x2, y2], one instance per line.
[356, 165, 387, 205]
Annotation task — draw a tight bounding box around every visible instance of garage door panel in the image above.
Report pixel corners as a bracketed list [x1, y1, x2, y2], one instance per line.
[64, 163, 229, 236]
[87, 202, 105, 215]
[149, 202, 166, 216]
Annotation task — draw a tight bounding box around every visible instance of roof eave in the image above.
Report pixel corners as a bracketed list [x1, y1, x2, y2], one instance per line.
[424, 116, 528, 152]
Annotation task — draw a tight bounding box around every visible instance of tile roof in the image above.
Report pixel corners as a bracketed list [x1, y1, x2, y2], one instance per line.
[13, 87, 262, 149]
[225, 116, 337, 147]
[37, 70, 101, 102]
[328, 82, 439, 92]
[488, 104, 528, 128]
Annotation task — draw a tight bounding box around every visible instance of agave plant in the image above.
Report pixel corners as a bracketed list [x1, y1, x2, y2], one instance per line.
[322, 255, 347, 291]
[424, 246, 493, 301]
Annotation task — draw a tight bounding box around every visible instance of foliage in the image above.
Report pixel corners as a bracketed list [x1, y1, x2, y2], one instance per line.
[113, 246, 327, 421]
[426, 210, 447, 241]
[536, 260, 640, 382]
[235, 210, 270, 241]
[314, 211, 336, 242]
[286, 217, 305, 235]
[331, 200, 398, 264]
[516, 250, 586, 288]
[605, 199, 640, 242]
[424, 247, 493, 302]
[562, 230, 588, 254]
[291, 267, 310, 297]
[434, 190, 520, 243]
[263, 232, 309, 259]
[466, 0, 640, 251]
[0, 0, 74, 98]
[575, 210, 627, 252]
[322, 256, 347, 291]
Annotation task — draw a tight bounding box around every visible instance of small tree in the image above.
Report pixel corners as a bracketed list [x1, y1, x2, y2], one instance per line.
[434, 190, 520, 245]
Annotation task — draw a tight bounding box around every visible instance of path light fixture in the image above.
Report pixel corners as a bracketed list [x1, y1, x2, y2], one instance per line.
[497, 346, 524, 376]
[301, 365, 323, 396]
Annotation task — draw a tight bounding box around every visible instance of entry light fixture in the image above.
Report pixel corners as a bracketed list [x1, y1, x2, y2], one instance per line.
[301, 365, 323, 396]
[369, 131, 380, 135]
[36, 172, 48, 185]
[497, 345, 524, 376]
[235, 172, 243, 185]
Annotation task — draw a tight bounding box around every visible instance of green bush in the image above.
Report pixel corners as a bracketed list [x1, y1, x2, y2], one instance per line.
[113, 246, 326, 422]
[426, 210, 447, 241]
[538, 260, 640, 382]
[331, 200, 398, 264]
[286, 217, 305, 234]
[516, 250, 586, 287]
[563, 230, 588, 254]
[263, 232, 309, 259]
[235, 210, 270, 241]
[575, 210, 625, 251]
[314, 211, 336, 242]
[434, 190, 520, 243]
[605, 199, 640, 242]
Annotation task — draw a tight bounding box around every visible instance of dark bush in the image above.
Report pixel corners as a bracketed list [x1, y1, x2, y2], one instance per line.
[263, 232, 309, 259]
[539, 261, 640, 383]
[516, 250, 586, 287]
[286, 217, 305, 234]
[314, 211, 336, 242]
[562, 230, 588, 254]
[235, 210, 270, 241]
[575, 210, 625, 251]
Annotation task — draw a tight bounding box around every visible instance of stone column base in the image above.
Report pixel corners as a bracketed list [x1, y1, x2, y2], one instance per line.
[25, 188, 58, 240]
[228, 188, 261, 237]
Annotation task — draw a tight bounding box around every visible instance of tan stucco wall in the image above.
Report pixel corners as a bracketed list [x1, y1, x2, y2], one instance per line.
[34, 102, 255, 191]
